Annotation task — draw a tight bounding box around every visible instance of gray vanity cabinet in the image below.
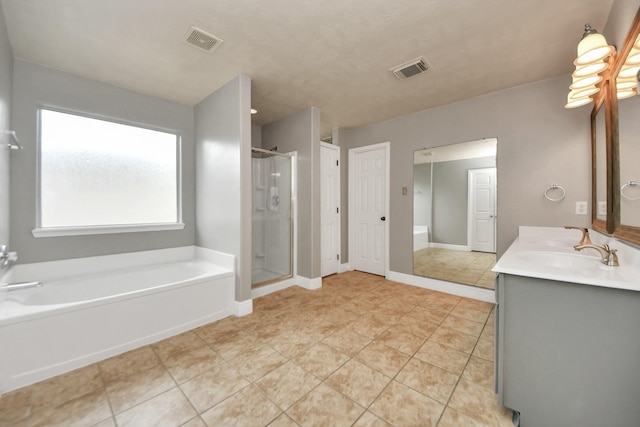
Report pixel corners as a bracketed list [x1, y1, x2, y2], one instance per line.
[495, 274, 640, 427]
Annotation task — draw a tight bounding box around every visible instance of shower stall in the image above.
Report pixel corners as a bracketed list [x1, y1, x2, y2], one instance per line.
[251, 148, 295, 287]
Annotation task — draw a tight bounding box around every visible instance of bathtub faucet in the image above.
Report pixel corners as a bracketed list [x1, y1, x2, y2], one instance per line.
[0, 245, 18, 269]
[1, 281, 43, 291]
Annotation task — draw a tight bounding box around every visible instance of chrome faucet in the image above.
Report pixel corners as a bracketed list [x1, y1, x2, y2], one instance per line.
[0, 245, 18, 269]
[564, 226, 592, 246]
[574, 243, 619, 266]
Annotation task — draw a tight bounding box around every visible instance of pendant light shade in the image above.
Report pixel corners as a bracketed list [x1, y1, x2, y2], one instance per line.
[565, 24, 615, 108]
[570, 74, 602, 90]
[573, 61, 608, 77]
[575, 24, 615, 65]
[565, 93, 592, 108]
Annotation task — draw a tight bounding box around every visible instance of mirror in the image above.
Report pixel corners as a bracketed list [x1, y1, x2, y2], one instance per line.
[618, 87, 640, 227]
[609, 7, 640, 244]
[591, 93, 610, 233]
[413, 138, 497, 289]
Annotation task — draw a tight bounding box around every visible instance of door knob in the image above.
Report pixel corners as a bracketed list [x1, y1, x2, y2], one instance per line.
[380, 216, 386, 221]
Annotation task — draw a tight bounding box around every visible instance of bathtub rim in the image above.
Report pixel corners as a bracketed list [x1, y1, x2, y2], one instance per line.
[0, 246, 235, 327]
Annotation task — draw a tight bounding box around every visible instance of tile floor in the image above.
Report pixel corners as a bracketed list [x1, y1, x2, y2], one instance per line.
[0, 271, 513, 427]
[413, 248, 497, 289]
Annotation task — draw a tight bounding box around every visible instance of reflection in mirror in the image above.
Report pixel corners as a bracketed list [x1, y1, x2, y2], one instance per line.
[413, 138, 497, 289]
[617, 91, 640, 227]
[594, 101, 607, 222]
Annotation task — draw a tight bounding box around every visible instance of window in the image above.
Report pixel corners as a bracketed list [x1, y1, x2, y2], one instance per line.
[33, 108, 183, 237]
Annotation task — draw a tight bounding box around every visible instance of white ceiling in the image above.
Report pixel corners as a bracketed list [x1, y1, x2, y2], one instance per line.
[1, 0, 614, 137]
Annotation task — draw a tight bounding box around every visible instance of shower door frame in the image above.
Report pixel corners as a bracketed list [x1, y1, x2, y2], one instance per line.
[250, 147, 297, 288]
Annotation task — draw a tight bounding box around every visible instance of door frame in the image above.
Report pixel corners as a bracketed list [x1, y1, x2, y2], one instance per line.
[320, 142, 341, 277]
[467, 167, 497, 253]
[348, 141, 390, 277]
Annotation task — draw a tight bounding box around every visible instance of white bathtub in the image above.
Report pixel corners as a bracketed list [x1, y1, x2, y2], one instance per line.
[0, 246, 236, 394]
[413, 225, 429, 251]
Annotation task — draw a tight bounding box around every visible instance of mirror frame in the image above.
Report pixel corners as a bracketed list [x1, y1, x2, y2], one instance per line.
[590, 85, 613, 234]
[608, 6, 640, 245]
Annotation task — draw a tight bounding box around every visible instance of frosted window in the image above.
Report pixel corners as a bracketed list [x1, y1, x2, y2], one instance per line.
[40, 109, 180, 228]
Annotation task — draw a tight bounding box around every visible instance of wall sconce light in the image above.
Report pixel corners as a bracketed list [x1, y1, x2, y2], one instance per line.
[565, 24, 615, 108]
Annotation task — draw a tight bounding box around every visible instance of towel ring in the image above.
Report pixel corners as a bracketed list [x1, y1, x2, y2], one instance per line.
[544, 184, 565, 202]
[621, 180, 640, 200]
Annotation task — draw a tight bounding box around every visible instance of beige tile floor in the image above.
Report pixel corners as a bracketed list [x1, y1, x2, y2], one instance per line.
[0, 271, 513, 427]
[413, 248, 497, 289]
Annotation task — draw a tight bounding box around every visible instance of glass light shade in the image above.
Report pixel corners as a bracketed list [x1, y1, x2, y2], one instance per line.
[619, 65, 640, 79]
[576, 33, 615, 65]
[570, 74, 602, 90]
[573, 62, 607, 77]
[569, 86, 599, 99]
[617, 78, 638, 90]
[565, 92, 592, 108]
[625, 50, 640, 65]
[617, 88, 637, 99]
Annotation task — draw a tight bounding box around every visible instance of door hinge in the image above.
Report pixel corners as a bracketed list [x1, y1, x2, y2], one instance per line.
[336, 207, 339, 213]
[336, 160, 339, 166]
[337, 254, 340, 260]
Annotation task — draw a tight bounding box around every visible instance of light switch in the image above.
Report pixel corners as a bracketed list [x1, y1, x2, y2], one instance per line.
[402, 186, 408, 195]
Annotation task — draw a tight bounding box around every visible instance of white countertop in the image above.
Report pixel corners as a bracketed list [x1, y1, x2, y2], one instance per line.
[493, 226, 640, 292]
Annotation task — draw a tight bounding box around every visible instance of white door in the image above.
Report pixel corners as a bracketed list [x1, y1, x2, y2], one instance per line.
[321, 143, 340, 277]
[349, 142, 389, 276]
[468, 168, 497, 253]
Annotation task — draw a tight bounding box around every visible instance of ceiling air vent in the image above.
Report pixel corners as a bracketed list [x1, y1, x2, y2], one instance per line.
[184, 26, 223, 53]
[390, 57, 431, 80]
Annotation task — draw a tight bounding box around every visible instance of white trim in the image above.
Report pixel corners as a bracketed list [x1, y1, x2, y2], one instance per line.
[387, 271, 495, 303]
[348, 142, 390, 277]
[320, 142, 341, 277]
[297, 275, 322, 290]
[32, 222, 186, 238]
[233, 299, 253, 317]
[428, 242, 470, 251]
[338, 263, 352, 273]
[251, 277, 298, 299]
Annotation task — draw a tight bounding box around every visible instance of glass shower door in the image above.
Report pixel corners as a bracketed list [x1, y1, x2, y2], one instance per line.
[251, 149, 293, 287]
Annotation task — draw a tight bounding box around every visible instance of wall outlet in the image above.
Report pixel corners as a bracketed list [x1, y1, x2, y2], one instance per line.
[598, 201, 607, 216]
[575, 201, 588, 215]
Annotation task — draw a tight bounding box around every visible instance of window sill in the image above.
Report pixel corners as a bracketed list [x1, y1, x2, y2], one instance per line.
[32, 223, 186, 238]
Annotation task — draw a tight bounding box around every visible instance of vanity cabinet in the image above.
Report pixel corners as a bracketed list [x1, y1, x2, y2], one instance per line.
[495, 273, 640, 427]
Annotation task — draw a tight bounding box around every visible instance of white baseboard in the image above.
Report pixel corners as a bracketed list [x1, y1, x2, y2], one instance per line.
[338, 263, 352, 273]
[251, 277, 297, 299]
[387, 271, 495, 303]
[297, 275, 322, 290]
[233, 299, 253, 317]
[428, 243, 471, 251]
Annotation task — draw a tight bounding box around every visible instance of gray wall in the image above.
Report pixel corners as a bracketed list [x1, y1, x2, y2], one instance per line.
[195, 75, 252, 302]
[0, 5, 12, 250]
[10, 60, 195, 263]
[262, 107, 321, 279]
[432, 156, 495, 245]
[343, 74, 591, 275]
[604, 0, 639, 49]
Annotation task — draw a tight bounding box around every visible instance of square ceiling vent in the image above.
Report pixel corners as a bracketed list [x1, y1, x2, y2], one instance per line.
[390, 57, 431, 80]
[184, 26, 223, 53]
